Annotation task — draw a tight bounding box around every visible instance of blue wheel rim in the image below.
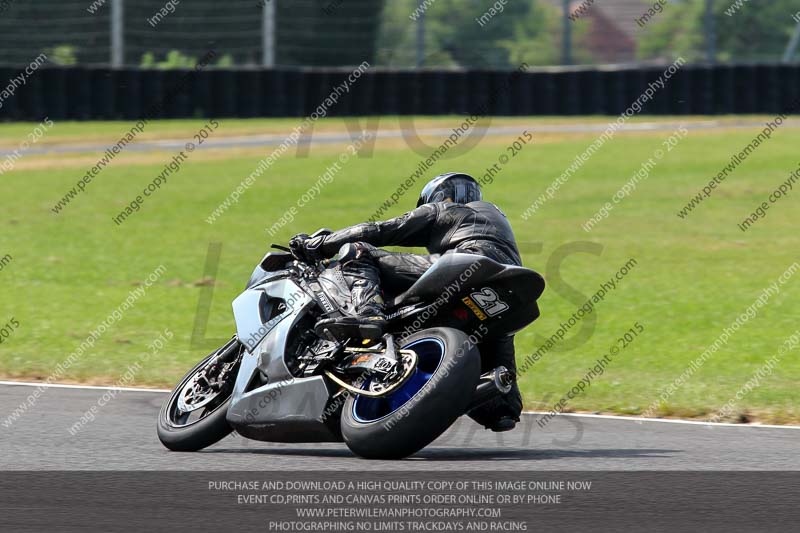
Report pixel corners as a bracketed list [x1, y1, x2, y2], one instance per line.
[352, 337, 445, 424]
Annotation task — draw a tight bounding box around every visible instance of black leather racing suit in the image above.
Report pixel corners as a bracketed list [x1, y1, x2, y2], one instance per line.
[312, 200, 524, 426]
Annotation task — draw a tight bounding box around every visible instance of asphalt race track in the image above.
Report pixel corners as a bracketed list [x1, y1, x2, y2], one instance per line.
[2, 382, 798, 471]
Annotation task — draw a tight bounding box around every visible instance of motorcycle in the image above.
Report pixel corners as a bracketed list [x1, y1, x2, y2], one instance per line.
[157, 230, 545, 459]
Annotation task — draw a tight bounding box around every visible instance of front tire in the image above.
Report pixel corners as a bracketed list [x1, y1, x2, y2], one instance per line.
[157, 339, 241, 452]
[340, 327, 480, 459]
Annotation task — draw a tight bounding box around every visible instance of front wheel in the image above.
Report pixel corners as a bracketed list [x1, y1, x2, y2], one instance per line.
[157, 338, 242, 452]
[340, 327, 481, 459]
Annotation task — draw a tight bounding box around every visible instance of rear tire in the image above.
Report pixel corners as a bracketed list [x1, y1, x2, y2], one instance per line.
[340, 327, 480, 459]
[157, 340, 240, 452]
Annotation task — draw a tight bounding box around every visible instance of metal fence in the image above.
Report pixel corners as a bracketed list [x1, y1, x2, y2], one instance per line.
[1, 0, 799, 69]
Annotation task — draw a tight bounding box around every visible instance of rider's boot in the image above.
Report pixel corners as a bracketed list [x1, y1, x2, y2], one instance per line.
[314, 300, 386, 341]
[486, 416, 517, 432]
[468, 335, 523, 431]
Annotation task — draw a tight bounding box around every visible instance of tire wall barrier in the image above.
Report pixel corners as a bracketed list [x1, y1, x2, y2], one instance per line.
[1, 64, 799, 121]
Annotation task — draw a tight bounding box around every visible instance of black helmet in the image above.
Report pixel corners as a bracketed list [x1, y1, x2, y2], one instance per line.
[417, 172, 482, 207]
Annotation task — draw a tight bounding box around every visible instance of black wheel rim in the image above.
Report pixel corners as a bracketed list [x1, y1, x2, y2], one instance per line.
[164, 341, 240, 429]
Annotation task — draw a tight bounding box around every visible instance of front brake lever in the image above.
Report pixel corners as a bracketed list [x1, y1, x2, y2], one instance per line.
[271, 244, 292, 252]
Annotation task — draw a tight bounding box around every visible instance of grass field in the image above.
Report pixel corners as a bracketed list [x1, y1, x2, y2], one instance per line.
[1, 115, 799, 423]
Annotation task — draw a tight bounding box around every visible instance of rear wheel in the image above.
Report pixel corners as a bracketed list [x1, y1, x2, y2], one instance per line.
[340, 327, 480, 459]
[157, 338, 242, 452]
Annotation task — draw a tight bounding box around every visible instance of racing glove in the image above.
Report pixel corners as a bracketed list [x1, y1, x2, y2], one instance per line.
[289, 233, 326, 262]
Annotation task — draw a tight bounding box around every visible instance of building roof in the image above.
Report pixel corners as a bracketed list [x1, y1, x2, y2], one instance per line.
[541, 0, 652, 62]
[542, 0, 652, 38]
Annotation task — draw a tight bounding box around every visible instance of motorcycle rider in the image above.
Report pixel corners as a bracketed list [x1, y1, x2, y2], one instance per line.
[290, 172, 525, 432]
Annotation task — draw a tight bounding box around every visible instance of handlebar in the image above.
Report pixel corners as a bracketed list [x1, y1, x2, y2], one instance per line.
[271, 242, 333, 271]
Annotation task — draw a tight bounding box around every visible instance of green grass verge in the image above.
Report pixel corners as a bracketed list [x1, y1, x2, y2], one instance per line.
[1, 116, 798, 423]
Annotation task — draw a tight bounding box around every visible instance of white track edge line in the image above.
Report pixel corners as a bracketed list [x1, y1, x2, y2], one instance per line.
[2, 381, 798, 430]
[0, 380, 170, 393]
[523, 410, 800, 430]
